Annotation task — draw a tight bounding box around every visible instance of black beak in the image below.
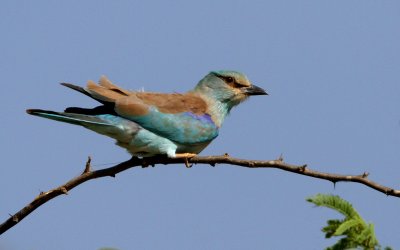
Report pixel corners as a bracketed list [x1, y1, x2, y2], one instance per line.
[244, 84, 268, 96]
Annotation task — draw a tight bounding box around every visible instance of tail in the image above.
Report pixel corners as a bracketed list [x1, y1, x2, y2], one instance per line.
[27, 76, 140, 146]
[26, 109, 113, 127]
[29, 76, 131, 124]
[61, 75, 131, 105]
[26, 109, 140, 144]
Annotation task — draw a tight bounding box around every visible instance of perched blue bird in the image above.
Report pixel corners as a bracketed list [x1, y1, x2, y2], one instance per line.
[27, 71, 267, 158]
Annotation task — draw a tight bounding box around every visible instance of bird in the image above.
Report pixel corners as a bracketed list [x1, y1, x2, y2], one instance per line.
[27, 71, 267, 159]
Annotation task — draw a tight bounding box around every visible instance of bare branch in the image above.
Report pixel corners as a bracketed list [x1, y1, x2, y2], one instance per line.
[1, 154, 399, 235]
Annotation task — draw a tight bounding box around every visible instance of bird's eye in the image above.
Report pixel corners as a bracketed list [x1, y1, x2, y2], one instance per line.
[225, 77, 234, 83]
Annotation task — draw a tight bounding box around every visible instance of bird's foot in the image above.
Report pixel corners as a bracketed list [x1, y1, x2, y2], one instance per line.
[174, 153, 197, 158]
[173, 153, 197, 168]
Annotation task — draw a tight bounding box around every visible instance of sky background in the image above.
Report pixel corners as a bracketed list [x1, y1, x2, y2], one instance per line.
[1, 1, 399, 249]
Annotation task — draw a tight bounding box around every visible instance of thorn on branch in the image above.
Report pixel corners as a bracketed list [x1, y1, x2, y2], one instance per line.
[141, 159, 149, 168]
[277, 154, 284, 162]
[35, 191, 45, 201]
[82, 156, 92, 174]
[298, 164, 307, 172]
[210, 163, 216, 167]
[386, 189, 394, 196]
[361, 172, 369, 178]
[60, 187, 68, 195]
[224, 153, 230, 158]
[11, 215, 18, 223]
[332, 181, 337, 189]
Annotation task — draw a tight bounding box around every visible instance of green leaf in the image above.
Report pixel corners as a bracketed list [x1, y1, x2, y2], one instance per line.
[322, 219, 342, 238]
[326, 237, 357, 250]
[354, 224, 379, 248]
[334, 219, 361, 236]
[307, 194, 388, 250]
[307, 194, 361, 219]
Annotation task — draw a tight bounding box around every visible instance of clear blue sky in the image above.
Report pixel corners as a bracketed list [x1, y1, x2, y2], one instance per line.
[1, 1, 399, 249]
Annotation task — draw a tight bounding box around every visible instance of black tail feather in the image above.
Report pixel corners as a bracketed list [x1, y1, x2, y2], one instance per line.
[64, 105, 116, 115]
[60, 83, 90, 96]
[60, 82, 113, 105]
[26, 108, 112, 126]
[27, 109, 60, 116]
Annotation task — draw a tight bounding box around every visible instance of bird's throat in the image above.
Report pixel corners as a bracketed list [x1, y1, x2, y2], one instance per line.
[201, 97, 232, 128]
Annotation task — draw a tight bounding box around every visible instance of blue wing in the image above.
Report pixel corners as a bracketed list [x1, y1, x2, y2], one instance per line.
[122, 107, 219, 144]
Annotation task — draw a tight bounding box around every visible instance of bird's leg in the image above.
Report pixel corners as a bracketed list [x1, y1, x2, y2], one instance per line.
[173, 153, 197, 168]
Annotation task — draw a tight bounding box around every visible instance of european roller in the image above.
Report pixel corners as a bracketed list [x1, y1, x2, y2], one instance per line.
[27, 71, 267, 159]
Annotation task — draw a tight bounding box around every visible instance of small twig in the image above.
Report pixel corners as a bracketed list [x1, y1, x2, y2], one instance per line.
[1, 154, 399, 235]
[278, 154, 284, 162]
[82, 156, 92, 174]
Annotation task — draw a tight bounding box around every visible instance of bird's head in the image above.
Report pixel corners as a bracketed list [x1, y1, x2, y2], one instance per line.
[194, 70, 267, 108]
